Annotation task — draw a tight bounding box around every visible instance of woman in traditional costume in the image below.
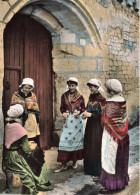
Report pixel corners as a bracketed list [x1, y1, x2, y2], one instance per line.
[10, 78, 40, 146]
[54, 77, 86, 173]
[82, 79, 106, 179]
[99, 79, 129, 192]
[3, 104, 53, 195]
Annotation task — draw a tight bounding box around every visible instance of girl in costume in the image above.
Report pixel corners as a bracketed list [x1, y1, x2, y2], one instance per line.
[54, 77, 86, 173]
[11, 78, 40, 146]
[99, 79, 129, 192]
[3, 104, 53, 195]
[82, 79, 106, 179]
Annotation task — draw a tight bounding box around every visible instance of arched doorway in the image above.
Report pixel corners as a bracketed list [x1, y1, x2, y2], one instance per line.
[2, 14, 53, 149]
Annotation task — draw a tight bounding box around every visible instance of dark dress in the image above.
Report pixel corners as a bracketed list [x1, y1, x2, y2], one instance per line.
[84, 92, 106, 176]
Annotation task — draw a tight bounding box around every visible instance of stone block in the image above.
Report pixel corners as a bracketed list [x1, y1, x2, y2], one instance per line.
[52, 44, 69, 58]
[8, 0, 18, 6]
[80, 39, 86, 46]
[103, 58, 109, 71]
[85, 44, 101, 57]
[97, 58, 104, 71]
[60, 28, 76, 44]
[9, 0, 29, 15]
[0, 23, 5, 44]
[3, 10, 14, 24]
[80, 59, 96, 71]
[0, 1, 10, 21]
[60, 44, 83, 57]
[53, 59, 78, 72]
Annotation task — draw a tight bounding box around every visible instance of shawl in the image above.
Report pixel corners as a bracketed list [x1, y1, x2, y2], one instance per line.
[5, 123, 27, 149]
[87, 93, 106, 114]
[60, 90, 85, 114]
[101, 101, 129, 146]
[11, 92, 40, 114]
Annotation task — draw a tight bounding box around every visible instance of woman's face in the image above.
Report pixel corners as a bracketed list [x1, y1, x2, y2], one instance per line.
[22, 84, 33, 95]
[89, 85, 98, 94]
[68, 84, 77, 94]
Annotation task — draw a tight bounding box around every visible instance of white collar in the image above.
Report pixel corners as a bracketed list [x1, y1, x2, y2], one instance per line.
[107, 94, 125, 102]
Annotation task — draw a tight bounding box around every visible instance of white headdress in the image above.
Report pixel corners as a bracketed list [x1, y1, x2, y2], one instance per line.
[67, 77, 78, 85]
[7, 104, 24, 118]
[19, 78, 34, 88]
[105, 79, 122, 94]
[87, 79, 104, 93]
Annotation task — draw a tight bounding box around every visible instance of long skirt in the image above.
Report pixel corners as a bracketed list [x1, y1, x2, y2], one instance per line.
[57, 149, 83, 163]
[84, 117, 103, 176]
[99, 142, 129, 190]
[3, 148, 53, 194]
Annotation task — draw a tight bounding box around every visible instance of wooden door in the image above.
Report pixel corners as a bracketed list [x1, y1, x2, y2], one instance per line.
[3, 14, 53, 149]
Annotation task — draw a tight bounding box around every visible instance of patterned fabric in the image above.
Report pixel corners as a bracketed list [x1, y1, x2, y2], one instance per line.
[101, 101, 129, 145]
[60, 90, 85, 114]
[59, 111, 84, 151]
[58, 90, 85, 163]
[11, 92, 40, 114]
[86, 93, 106, 114]
[5, 123, 27, 149]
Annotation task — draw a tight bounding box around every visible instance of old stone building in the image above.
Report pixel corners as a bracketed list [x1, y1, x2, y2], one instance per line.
[0, 0, 139, 191]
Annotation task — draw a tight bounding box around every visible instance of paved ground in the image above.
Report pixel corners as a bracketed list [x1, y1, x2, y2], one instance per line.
[38, 126, 140, 195]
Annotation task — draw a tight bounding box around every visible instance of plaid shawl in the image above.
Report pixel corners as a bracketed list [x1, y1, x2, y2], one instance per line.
[101, 101, 129, 146]
[11, 92, 40, 114]
[60, 90, 85, 114]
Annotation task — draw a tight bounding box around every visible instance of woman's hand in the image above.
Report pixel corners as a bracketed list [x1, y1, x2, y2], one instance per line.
[74, 111, 80, 118]
[82, 112, 92, 119]
[29, 141, 37, 150]
[62, 112, 68, 119]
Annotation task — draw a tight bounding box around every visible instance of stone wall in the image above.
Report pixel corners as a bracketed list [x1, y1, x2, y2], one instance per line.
[52, 1, 139, 129]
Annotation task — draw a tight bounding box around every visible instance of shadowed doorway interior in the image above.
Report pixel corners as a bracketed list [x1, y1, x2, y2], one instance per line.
[3, 14, 53, 149]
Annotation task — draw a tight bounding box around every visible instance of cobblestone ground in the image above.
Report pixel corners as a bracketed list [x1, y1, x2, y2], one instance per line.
[38, 126, 140, 195]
